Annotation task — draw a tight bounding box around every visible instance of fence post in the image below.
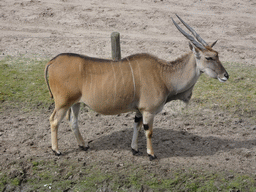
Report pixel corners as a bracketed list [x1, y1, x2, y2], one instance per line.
[111, 32, 121, 61]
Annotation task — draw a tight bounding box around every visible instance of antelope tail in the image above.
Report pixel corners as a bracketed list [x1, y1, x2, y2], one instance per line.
[44, 62, 53, 99]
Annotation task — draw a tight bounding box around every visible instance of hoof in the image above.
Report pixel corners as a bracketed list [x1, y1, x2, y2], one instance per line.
[52, 150, 61, 156]
[148, 154, 157, 161]
[79, 145, 90, 151]
[132, 148, 142, 156]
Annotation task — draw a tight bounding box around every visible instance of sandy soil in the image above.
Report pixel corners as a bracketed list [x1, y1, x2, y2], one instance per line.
[0, 0, 256, 184]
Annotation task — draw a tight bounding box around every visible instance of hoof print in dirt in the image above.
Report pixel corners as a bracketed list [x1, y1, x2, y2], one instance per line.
[79, 145, 90, 151]
[148, 154, 157, 161]
[52, 150, 62, 156]
[132, 148, 142, 156]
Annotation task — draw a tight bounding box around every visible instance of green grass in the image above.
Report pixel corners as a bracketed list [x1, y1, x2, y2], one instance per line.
[1, 159, 256, 191]
[0, 56, 52, 111]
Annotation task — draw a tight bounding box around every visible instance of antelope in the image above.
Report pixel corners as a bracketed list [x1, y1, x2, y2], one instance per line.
[45, 15, 229, 161]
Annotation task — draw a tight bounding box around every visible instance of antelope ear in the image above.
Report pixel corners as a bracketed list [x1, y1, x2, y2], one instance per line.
[211, 40, 218, 47]
[189, 42, 201, 59]
[189, 42, 193, 50]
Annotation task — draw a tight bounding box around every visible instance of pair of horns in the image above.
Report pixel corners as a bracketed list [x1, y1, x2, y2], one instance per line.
[172, 14, 208, 50]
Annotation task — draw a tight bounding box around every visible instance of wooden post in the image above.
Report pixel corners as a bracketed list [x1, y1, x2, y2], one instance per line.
[111, 32, 121, 61]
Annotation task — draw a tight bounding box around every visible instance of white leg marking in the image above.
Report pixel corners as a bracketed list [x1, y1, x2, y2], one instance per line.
[131, 113, 142, 151]
[131, 122, 140, 151]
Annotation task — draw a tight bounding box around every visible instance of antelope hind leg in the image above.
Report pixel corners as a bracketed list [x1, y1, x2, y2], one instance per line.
[50, 108, 68, 155]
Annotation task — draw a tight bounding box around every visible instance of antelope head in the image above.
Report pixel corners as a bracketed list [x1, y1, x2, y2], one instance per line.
[172, 15, 229, 82]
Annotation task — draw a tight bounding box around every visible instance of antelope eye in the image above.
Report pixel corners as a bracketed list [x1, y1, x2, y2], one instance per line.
[206, 57, 213, 60]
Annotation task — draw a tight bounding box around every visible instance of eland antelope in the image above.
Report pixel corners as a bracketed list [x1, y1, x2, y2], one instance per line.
[44, 15, 229, 161]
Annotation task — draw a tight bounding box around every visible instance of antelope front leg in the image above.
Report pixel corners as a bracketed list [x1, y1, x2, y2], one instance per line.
[142, 112, 157, 161]
[131, 113, 143, 155]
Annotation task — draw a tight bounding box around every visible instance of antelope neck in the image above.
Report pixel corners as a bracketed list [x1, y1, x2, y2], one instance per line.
[163, 52, 201, 95]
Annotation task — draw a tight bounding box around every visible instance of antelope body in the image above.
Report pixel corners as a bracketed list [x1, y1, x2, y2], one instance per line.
[45, 15, 229, 160]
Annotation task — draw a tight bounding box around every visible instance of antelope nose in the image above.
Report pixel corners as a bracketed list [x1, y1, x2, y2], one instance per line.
[224, 72, 229, 80]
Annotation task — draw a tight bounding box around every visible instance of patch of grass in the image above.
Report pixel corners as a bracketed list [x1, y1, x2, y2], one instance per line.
[142, 170, 256, 192]
[54, 180, 73, 191]
[128, 172, 143, 188]
[0, 173, 8, 191]
[77, 170, 111, 190]
[1, 159, 256, 191]
[227, 175, 256, 192]
[10, 177, 22, 186]
[0, 56, 52, 110]
[31, 161, 39, 169]
[193, 62, 256, 120]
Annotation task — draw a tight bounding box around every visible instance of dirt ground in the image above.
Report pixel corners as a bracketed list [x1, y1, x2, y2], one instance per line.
[0, 0, 256, 184]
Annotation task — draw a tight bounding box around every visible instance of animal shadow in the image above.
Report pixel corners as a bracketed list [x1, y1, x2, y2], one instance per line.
[83, 128, 256, 159]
